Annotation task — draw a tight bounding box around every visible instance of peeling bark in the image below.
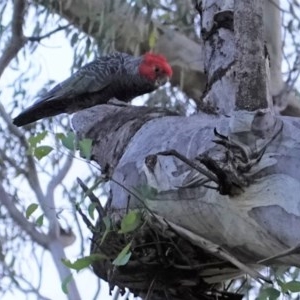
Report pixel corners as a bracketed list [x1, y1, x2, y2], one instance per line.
[72, 105, 177, 175]
[73, 105, 300, 278]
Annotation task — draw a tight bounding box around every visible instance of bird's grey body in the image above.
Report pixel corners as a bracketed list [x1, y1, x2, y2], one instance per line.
[13, 52, 167, 126]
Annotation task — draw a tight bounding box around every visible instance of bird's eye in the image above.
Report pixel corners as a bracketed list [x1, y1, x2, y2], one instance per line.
[154, 66, 160, 73]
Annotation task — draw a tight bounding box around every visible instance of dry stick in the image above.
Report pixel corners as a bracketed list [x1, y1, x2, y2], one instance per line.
[157, 150, 219, 184]
[77, 177, 105, 218]
[28, 24, 71, 42]
[74, 202, 95, 230]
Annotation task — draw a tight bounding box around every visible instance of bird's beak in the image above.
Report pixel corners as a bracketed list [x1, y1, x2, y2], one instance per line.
[155, 75, 170, 87]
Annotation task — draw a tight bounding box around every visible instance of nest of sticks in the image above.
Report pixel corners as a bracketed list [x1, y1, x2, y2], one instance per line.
[76, 178, 247, 300]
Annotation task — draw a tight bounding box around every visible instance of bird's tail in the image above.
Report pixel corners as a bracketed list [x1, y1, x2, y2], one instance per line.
[13, 100, 68, 127]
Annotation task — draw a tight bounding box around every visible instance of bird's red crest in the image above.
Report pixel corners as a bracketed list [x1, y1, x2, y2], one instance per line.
[139, 52, 173, 81]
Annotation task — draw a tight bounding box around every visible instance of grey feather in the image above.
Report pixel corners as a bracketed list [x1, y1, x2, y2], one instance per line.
[13, 52, 150, 126]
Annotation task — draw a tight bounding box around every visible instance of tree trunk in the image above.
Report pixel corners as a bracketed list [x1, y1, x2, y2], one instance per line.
[69, 0, 300, 298]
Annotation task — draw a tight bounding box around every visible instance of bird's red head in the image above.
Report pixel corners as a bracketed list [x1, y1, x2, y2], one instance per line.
[139, 52, 173, 86]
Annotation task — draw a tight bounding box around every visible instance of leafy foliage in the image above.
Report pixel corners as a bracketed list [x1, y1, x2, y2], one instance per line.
[61, 274, 74, 294]
[119, 210, 143, 234]
[27, 131, 53, 160]
[62, 254, 108, 272]
[112, 242, 132, 266]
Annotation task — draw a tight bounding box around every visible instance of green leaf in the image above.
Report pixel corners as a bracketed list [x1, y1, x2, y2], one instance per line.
[34, 145, 53, 160]
[103, 216, 111, 230]
[61, 254, 107, 272]
[101, 216, 111, 244]
[284, 280, 300, 293]
[36, 214, 44, 227]
[78, 138, 92, 159]
[57, 132, 76, 151]
[28, 131, 47, 147]
[148, 27, 158, 49]
[276, 279, 286, 293]
[88, 202, 97, 220]
[55, 133, 64, 140]
[112, 242, 132, 266]
[27, 132, 49, 156]
[258, 287, 280, 300]
[119, 210, 142, 234]
[26, 203, 38, 219]
[61, 274, 73, 294]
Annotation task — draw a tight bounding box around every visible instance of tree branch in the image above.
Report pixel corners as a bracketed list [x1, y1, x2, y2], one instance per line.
[48, 240, 81, 300]
[27, 24, 71, 42]
[0, 184, 49, 248]
[0, 0, 27, 79]
[0, 102, 59, 230]
[46, 154, 73, 200]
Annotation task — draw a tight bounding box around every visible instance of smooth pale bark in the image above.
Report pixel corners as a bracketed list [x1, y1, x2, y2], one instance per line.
[73, 105, 300, 281]
[70, 1, 300, 287]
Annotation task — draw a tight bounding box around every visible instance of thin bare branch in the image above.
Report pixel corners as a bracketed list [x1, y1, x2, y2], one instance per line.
[77, 177, 105, 218]
[74, 202, 95, 230]
[157, 150, 219, 184]
[0, 0, 27, 79]
[0, 184, 49, 248]
[0, 103, 57, 225]
[27, 24, 71, 42]
[0, 102, 27, 140]
[48, 240, 81, 300]
[46, 154, 73, 199]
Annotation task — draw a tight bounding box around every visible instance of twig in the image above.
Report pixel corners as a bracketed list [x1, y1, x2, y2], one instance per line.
[258, 243, 300, 265]
[46, 154, 73, 200]
[75, 202, 95, 230]
[157, 150, 219, 184]
[77, 177, 105, 218]
[27, 24, 71, 42]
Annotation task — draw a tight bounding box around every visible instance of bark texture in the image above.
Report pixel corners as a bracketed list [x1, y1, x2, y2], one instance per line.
[235, 0, 270, 110]
[73, 105, 300, 280]
[68, 0, 300, 298]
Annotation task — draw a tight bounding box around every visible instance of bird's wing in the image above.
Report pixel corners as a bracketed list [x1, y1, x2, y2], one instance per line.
[38, 56, 123, 103]
[12, 53, 137, 126]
